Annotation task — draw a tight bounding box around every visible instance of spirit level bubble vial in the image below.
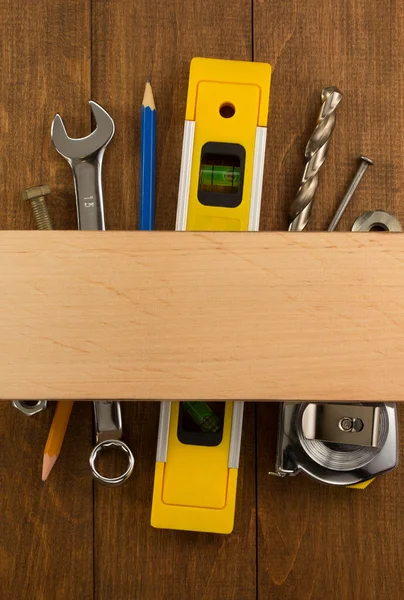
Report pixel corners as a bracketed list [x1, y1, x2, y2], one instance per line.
[151, 57, 272, 534]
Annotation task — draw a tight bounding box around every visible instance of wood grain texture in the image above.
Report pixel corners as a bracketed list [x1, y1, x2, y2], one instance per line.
[0, 0, 91, 231]
[93, 402, 257, 600]
[257, 411, 404, 600]
[0, 1, 93, 599]
[91, 1, 255, 599]
[254, 1, 404, 598]
[2, 231, 404, 401]
[2, 0, 403, 599]
[0, 402, 94, 600]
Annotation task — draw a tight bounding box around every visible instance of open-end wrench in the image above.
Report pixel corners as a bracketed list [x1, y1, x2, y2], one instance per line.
[52, 102, 134, 485]
[51, 100, 114, 230]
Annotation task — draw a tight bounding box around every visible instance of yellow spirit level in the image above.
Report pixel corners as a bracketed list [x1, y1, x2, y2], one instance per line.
[151, 57, 271, 534]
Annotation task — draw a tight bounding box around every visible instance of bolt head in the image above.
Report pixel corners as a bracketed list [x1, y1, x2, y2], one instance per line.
[340, 417, 353, 432]
[359, 155, 374, 166]
[21, 184, 51, 201]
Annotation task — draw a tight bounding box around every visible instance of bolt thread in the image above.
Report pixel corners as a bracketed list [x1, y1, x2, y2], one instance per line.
[30, 198, 53, 230]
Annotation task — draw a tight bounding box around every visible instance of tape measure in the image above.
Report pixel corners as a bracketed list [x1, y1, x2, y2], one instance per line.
[151, 57, 271, 534]
[271, 402, 398, 488]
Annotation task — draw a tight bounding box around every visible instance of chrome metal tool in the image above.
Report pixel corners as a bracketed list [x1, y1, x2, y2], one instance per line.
[51, 101, 114, 230]
[289, 87, 343, 231]
[52, 102, 133, 486]
[271, 403, 397, 486]
[89, 402, 135, 487]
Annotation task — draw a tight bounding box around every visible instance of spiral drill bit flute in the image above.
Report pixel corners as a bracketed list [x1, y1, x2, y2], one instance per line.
[288, 86, 343, 231]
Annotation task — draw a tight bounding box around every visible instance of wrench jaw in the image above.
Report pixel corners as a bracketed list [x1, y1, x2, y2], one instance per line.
[51, 101, 115, 161]
[51, 100, 115, 231]
[51, 114, 73, 162]
[89, 100, 115, 144]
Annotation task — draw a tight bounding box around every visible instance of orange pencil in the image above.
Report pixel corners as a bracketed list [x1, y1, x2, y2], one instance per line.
[42, 401, 74, 484]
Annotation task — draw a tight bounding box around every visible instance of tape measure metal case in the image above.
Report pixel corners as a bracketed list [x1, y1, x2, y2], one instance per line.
[272, 402, 398, 488]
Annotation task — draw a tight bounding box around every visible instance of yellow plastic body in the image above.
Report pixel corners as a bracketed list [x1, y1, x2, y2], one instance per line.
[151, 57, 271, 534]
[152, 404, 239, 534]
[348, 478, 375, 489]
[186, 57, 271, 231]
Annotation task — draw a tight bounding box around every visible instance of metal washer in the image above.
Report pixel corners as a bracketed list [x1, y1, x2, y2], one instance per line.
[352, 210, 403, 232]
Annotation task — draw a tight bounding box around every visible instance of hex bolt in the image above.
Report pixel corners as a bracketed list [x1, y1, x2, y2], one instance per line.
[14, 186, 53, 418]
[22, 184, 53, 230]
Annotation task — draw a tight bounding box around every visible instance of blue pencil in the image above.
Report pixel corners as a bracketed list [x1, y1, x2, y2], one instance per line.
[139, 80, 156, 230]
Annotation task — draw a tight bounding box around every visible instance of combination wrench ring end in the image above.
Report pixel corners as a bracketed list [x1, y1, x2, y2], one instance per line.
[89, 439, 135, 487]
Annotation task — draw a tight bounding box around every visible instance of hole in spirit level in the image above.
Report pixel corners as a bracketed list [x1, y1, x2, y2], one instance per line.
[219, 103, 235, 118]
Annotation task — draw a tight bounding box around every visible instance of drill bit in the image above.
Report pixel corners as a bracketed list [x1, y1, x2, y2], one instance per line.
[289, 86, 343, 231]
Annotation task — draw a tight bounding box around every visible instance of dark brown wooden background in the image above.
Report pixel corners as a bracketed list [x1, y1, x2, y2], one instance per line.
[1, 1, 403, 598]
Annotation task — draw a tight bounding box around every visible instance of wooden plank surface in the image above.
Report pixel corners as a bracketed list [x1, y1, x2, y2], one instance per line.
[2, 0, 403, 599]
[254, 1, 404, 598]
[91, 1, 256, 599]
[2, 231, 404, 401]
[0, 1, 93, 599]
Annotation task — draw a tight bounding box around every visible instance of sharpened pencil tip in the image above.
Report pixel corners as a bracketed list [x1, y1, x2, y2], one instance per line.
[41, 480, 45, 488]
[142, 80, 155, 110]
[42, 454, 57, 483]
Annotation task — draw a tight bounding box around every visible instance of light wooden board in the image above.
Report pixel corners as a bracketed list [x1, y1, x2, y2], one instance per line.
[1, 230, 404, 401]
[2, 1, 404, 598]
